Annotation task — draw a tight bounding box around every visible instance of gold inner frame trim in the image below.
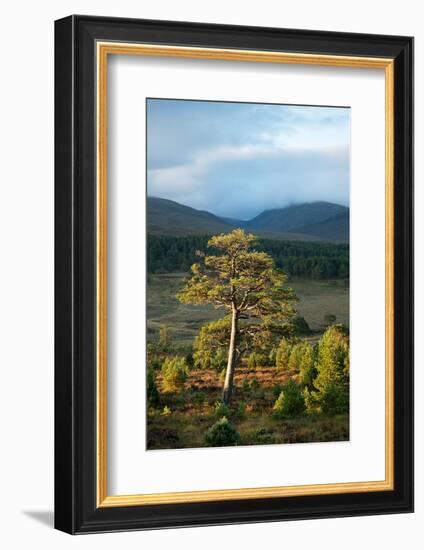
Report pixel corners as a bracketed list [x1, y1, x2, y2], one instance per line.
[96, 41, 395, 508]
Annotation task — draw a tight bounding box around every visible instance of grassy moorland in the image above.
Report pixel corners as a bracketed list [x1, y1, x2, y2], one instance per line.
[147, 273, 349, 344]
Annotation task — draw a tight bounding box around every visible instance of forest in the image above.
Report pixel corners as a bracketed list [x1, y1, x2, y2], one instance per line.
[146, 229, 350, 450]
[147, 234, 349, 279]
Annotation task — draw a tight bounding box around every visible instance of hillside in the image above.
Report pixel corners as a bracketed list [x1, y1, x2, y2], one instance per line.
[245, 202, 348, 233]
[147, 197, 349, 242]
[147, 197, 234, 236]
[295, 212, 349, 242]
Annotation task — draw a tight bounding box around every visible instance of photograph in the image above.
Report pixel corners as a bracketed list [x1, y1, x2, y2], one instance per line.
[146, 98, 351, 450]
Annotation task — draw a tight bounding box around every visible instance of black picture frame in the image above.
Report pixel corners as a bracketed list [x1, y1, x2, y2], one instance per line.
[55, 15, 414, 534]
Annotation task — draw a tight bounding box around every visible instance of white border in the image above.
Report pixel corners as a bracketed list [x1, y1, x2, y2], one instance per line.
[107, 55, 386, 496]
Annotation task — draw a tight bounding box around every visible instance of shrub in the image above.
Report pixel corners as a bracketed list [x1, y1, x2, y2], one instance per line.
[147, 342, 162, 370]
[273, 380, 306, 418]
[192, 390, 206, 405]
[242, 378, 250, 392]
[235, 401, 247, 420]
[324, 313, 337, 326]
[185, 351, 194, 369]
[272, 383, 284, 400]
[247, 352, 258, 371]
[147, 369, 160, 407]
[250, 378, 260, 392]
[158, 325, 172, 351]
[161, 356, 188, 392]
[288, 343, 305, 372]
[203, 417, 240, 447]
[149, 356, 163, 371]
[313, 324, 349, 414]
[247, 352, 268, 370]
[214, 400, 230, 419]
[161, 405, 172, 416]
[275, 338, 292, 371]
[248, 427, 276, 445]
[194, 346, 227, 371]
[303, 386, 319, 414]
[315, 325, 349, 389]
[298, 342, 317, 388]
[269, 347, 277, 367]
[320, 383, 349, 415]
[291, 315, 311, 335]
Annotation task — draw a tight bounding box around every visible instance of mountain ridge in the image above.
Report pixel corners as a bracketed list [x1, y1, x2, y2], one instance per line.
[147, 197, 349, 242]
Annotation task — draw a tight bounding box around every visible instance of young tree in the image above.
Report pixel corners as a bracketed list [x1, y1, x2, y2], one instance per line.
[298, 342, 317, 388]
[275, 338, 293, 371]
[161, 356, 188, 392]
[288, 342, 305, 372]
[247, 352, 258, 371]
[313, 324, 349, 414]
[273, 380, 306, 418]
[178, 229, 296, 404]
[158, 325, 172, 351]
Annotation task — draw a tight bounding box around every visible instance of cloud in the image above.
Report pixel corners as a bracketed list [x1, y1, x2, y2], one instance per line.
[146, 98, 350, 219]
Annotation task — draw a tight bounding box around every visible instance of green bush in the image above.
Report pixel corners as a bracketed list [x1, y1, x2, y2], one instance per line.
[247, 427, 276, 445]
[313, 324, 349, 414]
[214, 400, 230, 418]
[315, 325, 349, 389]
[288, 343, 305, 372]
[194, 346, 222, 370]
[192, 390, 206, 405]
[235, 401, 247, 420]
[324, 313, 337, 326]
[147, 369, 160, 407]
[298, 342, 317, 388]
[273, 380, 306, 418]
[268, 347, 277, 367]
[247, 352, 258, 371]
[250, 378, 260, 392]
[158, 325, 172, 351]
[272, 384, 284, 400]
[242, 378, 250, 392]
[161, 356, 188, 392]
[303, 386, 319, 414]
[291, 315, 311, 335]
[147, 343, 163, 370]
[203, 417, 240, 447]
[248, 352, 268, 370]
[320, 383, 349, 415]
[161, 405, 172, 416]
[275, 338, 292, 371]
[185, 351, 194, 369]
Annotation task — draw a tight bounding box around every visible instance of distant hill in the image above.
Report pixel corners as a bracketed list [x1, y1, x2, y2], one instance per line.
[147, 197, 234, 236]
[295, 212, 349, 242]
[147, 197, 349, 242]
[219, 216, 247, 227]
[245, 202, 348, 232]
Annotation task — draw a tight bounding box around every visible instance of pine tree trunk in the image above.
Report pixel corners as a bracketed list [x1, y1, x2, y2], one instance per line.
[222, 307, 238, 405]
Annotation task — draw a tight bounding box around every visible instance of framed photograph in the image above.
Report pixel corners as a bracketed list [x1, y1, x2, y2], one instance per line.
[54, 15, 413, 534]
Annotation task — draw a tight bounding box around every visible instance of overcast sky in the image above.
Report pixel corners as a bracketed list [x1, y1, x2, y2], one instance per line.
[146, 98, 350, 220]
